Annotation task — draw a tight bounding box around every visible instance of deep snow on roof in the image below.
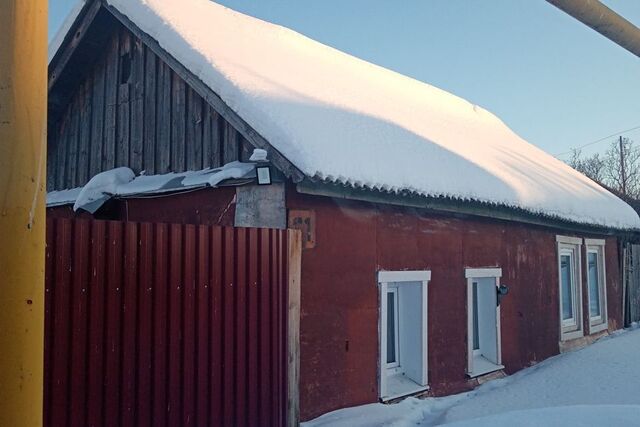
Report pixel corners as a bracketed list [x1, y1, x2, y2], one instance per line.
[51, 0, 640, 229]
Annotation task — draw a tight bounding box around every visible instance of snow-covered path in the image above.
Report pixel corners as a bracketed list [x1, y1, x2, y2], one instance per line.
[304, 328, 640, 426]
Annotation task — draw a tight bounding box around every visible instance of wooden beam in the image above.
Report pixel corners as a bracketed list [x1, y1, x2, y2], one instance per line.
[48, 0, 101, 91]
[102, 1, 305, 183]
[48, 2, 116, 122]
[297, 179, 636, 237]
[287, 230, 301, 427]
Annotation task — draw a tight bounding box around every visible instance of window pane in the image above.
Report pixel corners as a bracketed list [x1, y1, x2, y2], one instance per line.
[472, 282, 479, 350]
[386, 291, 396, 364]
[561, 254, 573, 321]
[588, 252, 601, 317]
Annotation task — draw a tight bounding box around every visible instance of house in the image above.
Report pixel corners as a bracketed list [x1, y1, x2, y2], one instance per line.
[47, 0, 640, 423]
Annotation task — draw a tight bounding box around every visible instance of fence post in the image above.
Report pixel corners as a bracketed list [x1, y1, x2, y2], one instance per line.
[287, 230, 302, 427]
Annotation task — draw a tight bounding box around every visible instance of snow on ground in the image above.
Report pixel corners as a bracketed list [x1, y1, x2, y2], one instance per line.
[304, 327, 640, 426]
[50, 0, 640, 229]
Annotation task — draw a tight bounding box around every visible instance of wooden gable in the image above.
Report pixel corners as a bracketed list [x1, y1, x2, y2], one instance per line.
[47, 1, 302, 191]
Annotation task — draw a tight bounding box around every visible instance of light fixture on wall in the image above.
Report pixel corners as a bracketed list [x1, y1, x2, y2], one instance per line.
[256, 166, 272, 185]
[497, 284, 509, 306]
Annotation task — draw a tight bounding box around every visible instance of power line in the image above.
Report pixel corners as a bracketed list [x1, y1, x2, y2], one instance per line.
[555, 124, 640, 157]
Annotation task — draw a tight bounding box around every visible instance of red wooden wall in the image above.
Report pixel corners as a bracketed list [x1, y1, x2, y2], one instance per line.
[45, 218, 288, 427]
[286, 190, 623, 421]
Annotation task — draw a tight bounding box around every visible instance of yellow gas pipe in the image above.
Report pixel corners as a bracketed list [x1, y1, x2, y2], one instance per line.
[0, 1, 47, 426]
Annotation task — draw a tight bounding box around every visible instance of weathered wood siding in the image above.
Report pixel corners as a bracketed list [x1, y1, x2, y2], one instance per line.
[48, 23, 255, 191]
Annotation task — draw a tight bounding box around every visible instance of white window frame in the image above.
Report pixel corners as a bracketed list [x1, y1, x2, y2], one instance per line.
[585, 238, 608, 334]
[465, 268, 504, 377]
[556, 236, 584, 341]
[377, 270, 430, 401]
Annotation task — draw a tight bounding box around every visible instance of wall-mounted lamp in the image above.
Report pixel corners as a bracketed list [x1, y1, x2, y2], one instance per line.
[497, 284, 509, 306]
[256, 166, 272, 185]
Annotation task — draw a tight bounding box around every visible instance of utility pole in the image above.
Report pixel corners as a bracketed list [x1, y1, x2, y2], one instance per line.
[620, 136, 627, 195]
[0, 1, 47, 426]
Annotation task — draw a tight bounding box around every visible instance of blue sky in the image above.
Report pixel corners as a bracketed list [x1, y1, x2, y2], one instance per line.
[48, 0, 640, 158]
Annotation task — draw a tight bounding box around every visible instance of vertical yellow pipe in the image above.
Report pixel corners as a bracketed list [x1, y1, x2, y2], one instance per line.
[0, 1, 47, 426]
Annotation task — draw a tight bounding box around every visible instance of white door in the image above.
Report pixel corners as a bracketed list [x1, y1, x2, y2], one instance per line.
[476, 278, 498, 364]
[378, 271, 430, 401]
[466, 269, 503, 377]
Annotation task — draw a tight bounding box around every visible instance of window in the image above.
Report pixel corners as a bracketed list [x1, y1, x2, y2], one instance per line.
[465, 268, 504, 377]
[585, 239, 608, 333]
[556, 236, 583, 341]
[378, 270, 430, 401]
[386, 287, 399, 368]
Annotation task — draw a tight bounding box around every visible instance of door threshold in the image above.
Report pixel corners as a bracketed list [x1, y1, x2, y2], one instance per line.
[381, 385, 430, 402]
[467, 355, 504, 378]
[381, 373, 429, 402]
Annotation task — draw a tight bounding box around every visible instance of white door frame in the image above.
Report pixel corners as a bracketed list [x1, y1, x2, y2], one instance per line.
[378, 270, 430, 400]
[465, 268, 502, 376]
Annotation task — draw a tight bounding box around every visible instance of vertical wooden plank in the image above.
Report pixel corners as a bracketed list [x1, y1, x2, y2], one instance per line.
[259, 228, 272, 426]
[156, 62, 171, 174]
[210, 226, 223, 425]
[287, 231, 301, 427]
[235, 228, 248, 427]
[196, 226, 210, 426]
[240, 137, 253, 162]
[186, 88, 203, 171]
[117, 30, 132, 167]
[77, 78, 93, 186]
[104, 30, 120, 171]
[121, 223, 139, 427]
[201, 105, 212, 169]
[153, 223, 169, 427]
[223, 122, 239, 165]
[130, 37, 145, 173]
[171, 73, 186, 171]
[69, 220, 91, 427]
[168, 224, 183, 427]
[137, 223, 154, 427]
[247, 228, 260, 427]
[143, 47, 157, 174]
[104, 221, 123, 427]
[222, 227, 235, 427]
[89, 58, 106, 179]
[87, 220, 106, 427]
[55, 117, 69, 189]
[43, 220, 56, 426]
[211, 110, 222, 168]
[47, 131, 58, 191]
[182, 225, 197, 426]
[50, 219, 72, 426]
[67, 98, 80, 188]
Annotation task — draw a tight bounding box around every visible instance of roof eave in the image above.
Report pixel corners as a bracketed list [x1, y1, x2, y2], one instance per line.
[296, 178, 639, 237]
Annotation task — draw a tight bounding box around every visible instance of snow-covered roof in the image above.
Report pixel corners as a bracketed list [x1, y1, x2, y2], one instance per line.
[50, 0, 640, 229]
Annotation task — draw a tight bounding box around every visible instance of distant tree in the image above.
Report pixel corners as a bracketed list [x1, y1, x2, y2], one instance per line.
[567, 148, 606, 183]
[604, 137, 640, 198]
[565, 137, 640, 198]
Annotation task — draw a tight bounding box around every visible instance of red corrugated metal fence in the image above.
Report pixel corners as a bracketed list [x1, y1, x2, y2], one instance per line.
[45, 218, 288, 427]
